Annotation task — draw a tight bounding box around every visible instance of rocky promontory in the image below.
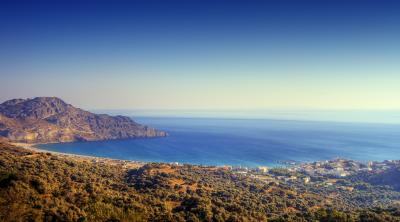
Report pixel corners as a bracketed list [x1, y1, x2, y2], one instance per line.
[0, 97, 166, 143]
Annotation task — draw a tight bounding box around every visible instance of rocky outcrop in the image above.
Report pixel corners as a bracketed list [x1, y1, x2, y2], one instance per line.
[0, 97, 166, 143]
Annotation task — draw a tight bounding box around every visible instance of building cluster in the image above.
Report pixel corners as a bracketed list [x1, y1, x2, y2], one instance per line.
[293, 159, 399, 178]
[225, 159, 399, 189]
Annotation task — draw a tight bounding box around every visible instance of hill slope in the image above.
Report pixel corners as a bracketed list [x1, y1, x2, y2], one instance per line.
[0, 97, 166, 143]
[0, 143, 399, 222]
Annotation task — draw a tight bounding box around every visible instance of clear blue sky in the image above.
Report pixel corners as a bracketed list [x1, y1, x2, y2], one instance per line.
[1, 0, 400, 110]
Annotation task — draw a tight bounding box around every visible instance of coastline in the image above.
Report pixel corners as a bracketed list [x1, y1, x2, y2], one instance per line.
[9, 141, 400, 171]
[10, 142, 145, 168]
[12, 141, 279, 168]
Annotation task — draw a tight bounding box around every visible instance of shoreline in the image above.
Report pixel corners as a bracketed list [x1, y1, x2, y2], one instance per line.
[10, 142, 276, 169]
[9, 142, 400, 170]
[11, 142, 104, 159]
[12, 142, 284, 168]
[10, 142, 146, 168]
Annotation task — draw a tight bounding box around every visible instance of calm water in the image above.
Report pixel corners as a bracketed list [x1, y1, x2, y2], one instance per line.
[37, 117, 400, 167]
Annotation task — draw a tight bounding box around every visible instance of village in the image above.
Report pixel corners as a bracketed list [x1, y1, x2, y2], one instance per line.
[225, 159, 400, 190]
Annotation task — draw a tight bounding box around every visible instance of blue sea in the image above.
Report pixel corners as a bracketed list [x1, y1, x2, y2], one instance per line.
[37, 117, 400, 167]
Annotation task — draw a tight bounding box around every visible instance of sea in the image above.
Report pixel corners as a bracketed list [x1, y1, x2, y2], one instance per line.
[37, 114, 400, 167]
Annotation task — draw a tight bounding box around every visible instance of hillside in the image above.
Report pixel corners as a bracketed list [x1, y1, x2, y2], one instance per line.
[0, 97, 166, 143]
[0, 142, 400, 222]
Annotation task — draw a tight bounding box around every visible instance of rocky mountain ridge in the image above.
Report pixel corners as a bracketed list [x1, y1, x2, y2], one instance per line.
[0, 97, 166, 143]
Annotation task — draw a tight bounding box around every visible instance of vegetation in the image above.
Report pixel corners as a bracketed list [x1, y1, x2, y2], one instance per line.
[0, 142, 399, 221]
[350, 166, 400, 191]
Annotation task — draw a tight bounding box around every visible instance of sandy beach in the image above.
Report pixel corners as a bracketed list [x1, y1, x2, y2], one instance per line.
[11, 142, 145, 169]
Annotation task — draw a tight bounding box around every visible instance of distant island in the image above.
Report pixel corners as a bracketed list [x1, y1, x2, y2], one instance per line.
[0, 97, 167, 143]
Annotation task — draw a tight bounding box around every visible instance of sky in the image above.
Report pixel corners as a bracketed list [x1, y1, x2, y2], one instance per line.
[1, 0, 400, 111]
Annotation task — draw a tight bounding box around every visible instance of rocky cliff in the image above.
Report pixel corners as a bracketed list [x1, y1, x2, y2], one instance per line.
[0, 97, 167, 143]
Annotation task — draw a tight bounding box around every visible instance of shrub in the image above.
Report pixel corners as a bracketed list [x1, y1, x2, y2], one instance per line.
[0, 172, 18, 187]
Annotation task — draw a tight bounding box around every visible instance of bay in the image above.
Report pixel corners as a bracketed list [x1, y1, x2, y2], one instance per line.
[37, 117, 400, 167]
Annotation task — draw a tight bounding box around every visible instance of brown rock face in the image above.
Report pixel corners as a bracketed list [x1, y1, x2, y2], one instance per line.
[0, 97, 167, 143]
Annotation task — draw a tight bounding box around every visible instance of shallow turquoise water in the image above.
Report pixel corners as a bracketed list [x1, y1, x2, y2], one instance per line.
[38, 117, 400, 167]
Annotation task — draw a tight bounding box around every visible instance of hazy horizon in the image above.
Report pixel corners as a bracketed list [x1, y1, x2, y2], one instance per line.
[91, 108, 400, 125]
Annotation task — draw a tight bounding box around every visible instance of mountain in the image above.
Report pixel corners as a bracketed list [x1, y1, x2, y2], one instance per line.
[0, 97, 166, 143]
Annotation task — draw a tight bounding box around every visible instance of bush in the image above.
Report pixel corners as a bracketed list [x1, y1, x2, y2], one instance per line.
[0, 172, 18, 187]
[30, 177, 47, 194]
